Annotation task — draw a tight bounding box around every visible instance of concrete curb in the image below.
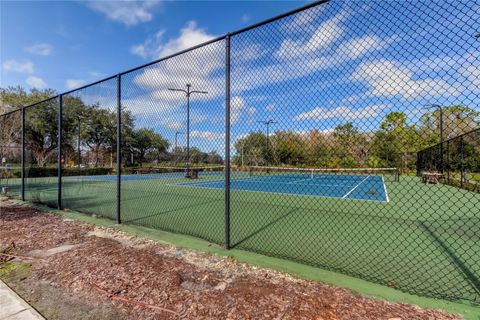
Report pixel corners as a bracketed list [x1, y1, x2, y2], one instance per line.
[0, 280, 44, 320]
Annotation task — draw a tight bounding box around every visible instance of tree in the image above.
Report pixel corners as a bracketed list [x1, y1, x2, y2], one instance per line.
[372, 112, 419, 172]
[420, 105, 479, 143]
[131, 128, 169, 166]
[1, 87, 58, 166]
[206, 151, 223, 164]
[332, 123, 370, 167]
[304, 130, 333, 167]
[0, 112, 21, 164]
[270, 131, 307, 165]
[81, 104, 116, 167]
[233, 132, 268, 166]
[0, 86, 55, 114]
[24, 99, 59, 166]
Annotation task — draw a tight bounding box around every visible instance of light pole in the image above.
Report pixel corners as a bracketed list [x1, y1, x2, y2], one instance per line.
[168, 84, 208, 177]
[258, 119, 277, 165]
[174, 131, 184, 163]
[77, 115, 81, 168]
[425, 104, 444, 144]
[425, 104, 444, 173]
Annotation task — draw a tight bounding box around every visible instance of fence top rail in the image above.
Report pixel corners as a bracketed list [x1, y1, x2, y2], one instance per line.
[0, 108, 22, 117]
[0, 0, 330, 117]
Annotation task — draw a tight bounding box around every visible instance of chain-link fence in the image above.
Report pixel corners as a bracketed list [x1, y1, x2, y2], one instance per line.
[0, 110, 21, 199]
[1, 0, 479, 303]
[418, 128, 480, 192]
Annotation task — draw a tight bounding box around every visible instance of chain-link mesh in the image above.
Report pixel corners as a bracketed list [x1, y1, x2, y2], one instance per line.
[61, 79, 118, 219]
[24, 98, 59, 207]
[228, 0, 479, 302]
[120, 39, 226, 244]
[0, 0, 478, 303]
[0, 110, 22, 199]
[418, 128, 480, 192]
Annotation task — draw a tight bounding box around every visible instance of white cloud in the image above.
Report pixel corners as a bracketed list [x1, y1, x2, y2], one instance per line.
[192, 114, 208, 124]
[336, 35, 390, 59]
[131, 21, 216, 60]
[294, 104, 388, 121]
[230, 96, 255, 124]
[66, 79, 87, 90]
[89, 71, 107, 78]
[25, 43, 52, 56]
[86, 0, 160, 26]
[165, 120, 183, 130]
[231, 43, 266, 62]
[266, 104, 275, 112]
[191, 130, 224, 141]
[130, 30, 165, 58]
[350, 59, 462, 99]
[275, 10, 348, 60]
[3, 59, 34, 73]
[26, 76, 47, 89]
[231, 13, 389, 93]
[132, 22, 224, 106]
[462, 65, 480, 91]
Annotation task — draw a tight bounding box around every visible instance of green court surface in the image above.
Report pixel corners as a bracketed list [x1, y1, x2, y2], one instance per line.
[2, 173, 479, 303]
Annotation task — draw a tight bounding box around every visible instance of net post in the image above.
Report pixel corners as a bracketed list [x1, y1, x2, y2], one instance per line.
[57, 95, 63, 210]
[224, 34, 231, 250]
[21, 107, 25, 201]
[116, 74, 122, 224]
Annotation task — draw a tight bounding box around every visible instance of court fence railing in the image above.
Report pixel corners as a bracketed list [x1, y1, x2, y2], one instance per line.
[0, 0, 479, 304]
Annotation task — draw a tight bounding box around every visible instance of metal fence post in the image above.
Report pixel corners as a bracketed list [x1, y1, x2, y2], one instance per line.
[116, 74, 122, 224]
[57, 95, 63, 210]
[224, 34, 231, 249]
[460, 136, 465, 188]
[21, 107, 25, 201]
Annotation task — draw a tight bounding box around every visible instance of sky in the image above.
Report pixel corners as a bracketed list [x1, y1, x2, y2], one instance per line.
[1, 0, 305, 90]
[1, 0, 479, 155]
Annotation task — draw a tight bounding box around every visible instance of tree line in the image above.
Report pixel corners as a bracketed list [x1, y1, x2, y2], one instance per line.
[0, 87, 223, 168]
[234, 107, 479, 173]
[1, 87, 478, 173]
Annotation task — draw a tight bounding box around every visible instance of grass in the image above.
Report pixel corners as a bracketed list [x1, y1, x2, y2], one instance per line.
[1, 173, 479, 304]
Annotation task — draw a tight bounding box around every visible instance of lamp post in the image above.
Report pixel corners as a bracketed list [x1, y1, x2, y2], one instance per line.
[425, 104, 444, 173]
[168, 84, 208, 177]
[77, 115, 81, 168]
[258, 119, 277, 165]
[174, 131, 184, 163]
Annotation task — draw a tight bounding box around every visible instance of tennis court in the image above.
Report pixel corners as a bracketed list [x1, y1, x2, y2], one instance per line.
[179, 168, 393, 202]
[1, 167, 479, 302]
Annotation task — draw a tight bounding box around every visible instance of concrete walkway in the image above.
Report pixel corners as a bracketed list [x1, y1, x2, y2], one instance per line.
[0, 280, 44, 320]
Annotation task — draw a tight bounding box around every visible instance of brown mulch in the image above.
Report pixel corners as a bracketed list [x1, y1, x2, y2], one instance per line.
[0, 200, 459, 320]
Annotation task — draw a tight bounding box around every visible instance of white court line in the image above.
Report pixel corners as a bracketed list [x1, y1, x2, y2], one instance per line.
[342, 175, 370, 198]
[181, 178, 352, 189]
[381, 175, 390, 202]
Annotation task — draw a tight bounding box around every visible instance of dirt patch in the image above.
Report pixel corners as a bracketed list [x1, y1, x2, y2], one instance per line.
[29, 244, 80, 258]
[0, 199, 460, 319]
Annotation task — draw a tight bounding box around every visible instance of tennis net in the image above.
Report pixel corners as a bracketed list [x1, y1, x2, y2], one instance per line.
[129, 165, 224, 178]
[235, 166, 400, 182]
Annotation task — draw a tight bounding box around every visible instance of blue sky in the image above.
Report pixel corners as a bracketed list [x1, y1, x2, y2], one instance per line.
[1, 0, 479, 154]
[1, 0, 305, 90]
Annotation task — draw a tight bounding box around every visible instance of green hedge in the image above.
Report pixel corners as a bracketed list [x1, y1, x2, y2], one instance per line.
[1, 167, 114, 178]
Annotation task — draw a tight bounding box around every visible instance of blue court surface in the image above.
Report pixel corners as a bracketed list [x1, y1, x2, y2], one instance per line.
[179, 173, 389, 202]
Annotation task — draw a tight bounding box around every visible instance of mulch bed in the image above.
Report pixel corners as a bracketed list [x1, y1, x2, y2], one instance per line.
[0, 200, 459, 319]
